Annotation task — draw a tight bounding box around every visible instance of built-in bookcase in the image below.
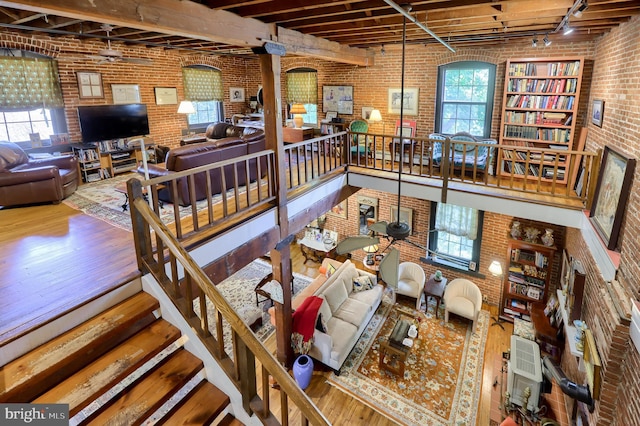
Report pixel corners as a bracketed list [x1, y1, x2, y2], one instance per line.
[499, 57, 584, 184]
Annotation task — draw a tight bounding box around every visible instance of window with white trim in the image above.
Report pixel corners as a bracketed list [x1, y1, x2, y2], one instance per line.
[435, 61, 496, 138]
[428, 202, 483, 271]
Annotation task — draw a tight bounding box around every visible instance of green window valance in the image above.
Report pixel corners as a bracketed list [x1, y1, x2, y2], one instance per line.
[287, 71, 317, 104]
[0, 57, 63, 109]
[182, 67, 223, 101]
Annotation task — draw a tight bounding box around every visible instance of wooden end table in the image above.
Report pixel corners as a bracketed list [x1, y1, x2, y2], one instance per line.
[423, 274, 448, 318]
[378, 308, 417, 377]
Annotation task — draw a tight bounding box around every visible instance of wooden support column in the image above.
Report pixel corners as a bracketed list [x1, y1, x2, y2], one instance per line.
[257, 52, 295, 367]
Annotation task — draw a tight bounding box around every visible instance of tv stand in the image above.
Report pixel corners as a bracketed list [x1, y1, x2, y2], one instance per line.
[73, 141, 156, 183]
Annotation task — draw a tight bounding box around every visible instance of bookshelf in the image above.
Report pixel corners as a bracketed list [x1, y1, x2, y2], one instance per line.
[500, 239, 556, 323]
[499, 57, 584, 184]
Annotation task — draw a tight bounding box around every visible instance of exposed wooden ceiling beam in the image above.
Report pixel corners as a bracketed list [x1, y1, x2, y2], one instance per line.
[0, 0, 372, 65]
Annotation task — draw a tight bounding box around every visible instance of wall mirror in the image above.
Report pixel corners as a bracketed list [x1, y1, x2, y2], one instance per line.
[357, 195, 378, 235]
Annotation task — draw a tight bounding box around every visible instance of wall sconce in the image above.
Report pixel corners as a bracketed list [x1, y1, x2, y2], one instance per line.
[290, 103, 307, 128]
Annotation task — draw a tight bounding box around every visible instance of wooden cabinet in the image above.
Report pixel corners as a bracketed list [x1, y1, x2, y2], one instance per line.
[283, 126, 314, 143]
[498, 57, 584, 183]
[500, 239, 556, 323]
[73, 146, 103, 183]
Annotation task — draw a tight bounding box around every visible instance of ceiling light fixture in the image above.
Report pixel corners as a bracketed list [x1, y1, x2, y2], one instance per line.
[573, 1, 588, 17]
[544, 34, 552, 46]
[532, 36, 538, 47]
[381, 45, 386, 56]
[563, 24, 574, 35]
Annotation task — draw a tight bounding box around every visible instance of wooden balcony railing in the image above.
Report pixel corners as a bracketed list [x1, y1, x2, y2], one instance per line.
[347, 132, 599, 207]
[128, 179, 330, 426]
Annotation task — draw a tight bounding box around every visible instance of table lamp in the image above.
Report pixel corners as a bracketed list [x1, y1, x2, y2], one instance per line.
[363, 244, 379, 265]
[290, 103, 307, 128]
[177, 100, 195, 133]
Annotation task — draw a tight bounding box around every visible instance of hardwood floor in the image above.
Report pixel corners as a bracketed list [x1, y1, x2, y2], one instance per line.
[0, 200, 515, 425]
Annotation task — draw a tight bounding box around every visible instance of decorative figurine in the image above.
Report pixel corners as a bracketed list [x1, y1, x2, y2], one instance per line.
[510, 221, 522, 240]
[541, 228, 555, 247]
[524, 227, 541, 243]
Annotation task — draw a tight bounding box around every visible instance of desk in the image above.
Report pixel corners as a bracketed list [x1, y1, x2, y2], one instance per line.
[283, 126, 314, 143]
[423, 274, 448, 318]
[298, 237, 336, 264]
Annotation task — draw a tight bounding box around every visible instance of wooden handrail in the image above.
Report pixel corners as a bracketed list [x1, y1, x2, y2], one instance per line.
[129, 189, 330, 426]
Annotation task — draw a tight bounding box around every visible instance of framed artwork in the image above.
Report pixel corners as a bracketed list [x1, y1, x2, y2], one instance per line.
[154, 87, 177, 105]
[76, 72, 103, 99]
[50, 133, 70, 146]
[111, 84, 140, 104]
[388, 87, 419, 116]
[322, 85, 353, 114]
[583, 329, 601, 400]
[390, 205, 413, 234]
[394, 119, 417, 139]
[327, 200, 348, 219]
[230, 87, 245, 102]
[589, 145, 636, 250]
[592, 99, 604, 127]
[357, 195, 378, 235]
[362, 106, 373, 120]
[325, 111, 337, 121]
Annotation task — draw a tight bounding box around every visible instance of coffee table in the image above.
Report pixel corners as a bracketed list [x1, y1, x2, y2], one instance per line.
[378, 307, 418, 377]
[423, 274, 447, 318]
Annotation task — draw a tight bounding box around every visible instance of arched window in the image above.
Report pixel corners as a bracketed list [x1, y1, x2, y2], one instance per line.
[182, 65, 224, 132]
[286, 68, 317, 126]
[434, 61, 496, 138]
[0, 50, 66, 144]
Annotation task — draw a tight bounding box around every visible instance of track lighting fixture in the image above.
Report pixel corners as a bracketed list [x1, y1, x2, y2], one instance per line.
[381, 45, 386, 56]
[563, 24, 574, 35]
[543, 34, 552, 46]
[573, 1, 588, 17]
[532, 36, 538, 47]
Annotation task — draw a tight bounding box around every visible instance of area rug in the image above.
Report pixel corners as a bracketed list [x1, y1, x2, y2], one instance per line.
[327, 301, 489, 426]
[63, 173, 228, 232]
[194, 257, 315, 357]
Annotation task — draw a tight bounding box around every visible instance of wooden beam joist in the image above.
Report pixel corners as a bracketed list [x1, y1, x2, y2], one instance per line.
[0, 0, 371, 65]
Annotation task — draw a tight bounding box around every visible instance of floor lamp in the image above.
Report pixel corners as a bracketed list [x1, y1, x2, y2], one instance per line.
[489, 260, 506, 329]
[368, 109, 384, 134]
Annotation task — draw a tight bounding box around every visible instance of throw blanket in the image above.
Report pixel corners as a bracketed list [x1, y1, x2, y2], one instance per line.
[291, 296, 323, 355]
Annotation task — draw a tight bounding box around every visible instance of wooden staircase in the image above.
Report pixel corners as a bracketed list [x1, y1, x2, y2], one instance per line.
[0, 291, 242, 425]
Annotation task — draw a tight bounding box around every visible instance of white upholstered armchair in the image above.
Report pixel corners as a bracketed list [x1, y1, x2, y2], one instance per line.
[443, 278, 483, 333]
[396, 262, 426, 310]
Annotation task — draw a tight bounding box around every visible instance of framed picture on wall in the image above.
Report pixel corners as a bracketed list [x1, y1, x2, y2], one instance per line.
[322, 85, 353, 114]
[592, 99, 604, 127]
[111, 84, 140, 104]
[327, 200, 347, 219]
[388, 87, 419, 116]
[154, 87, 178, 105]
[76, 72, 103, 99]
[230, 87, 245, 102]
[589, 145, 636, 250]
[390, 206, 413, 235]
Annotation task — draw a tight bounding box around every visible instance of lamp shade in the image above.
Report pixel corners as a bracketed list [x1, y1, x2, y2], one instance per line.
[363, 244, 379, 253]
[177, 100, 195, 114]
[369, 109, 382, 122]
[489, 260, 503, 276]
[290, 103, 307, 114]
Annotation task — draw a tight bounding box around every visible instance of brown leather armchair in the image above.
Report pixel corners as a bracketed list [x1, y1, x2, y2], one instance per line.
[0, 142, 79, 207]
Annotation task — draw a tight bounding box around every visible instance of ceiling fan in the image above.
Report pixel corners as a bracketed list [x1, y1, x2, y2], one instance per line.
[85, 24, 153, 65]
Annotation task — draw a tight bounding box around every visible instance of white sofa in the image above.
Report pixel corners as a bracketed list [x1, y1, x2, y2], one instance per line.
[311, 259, 383, 372]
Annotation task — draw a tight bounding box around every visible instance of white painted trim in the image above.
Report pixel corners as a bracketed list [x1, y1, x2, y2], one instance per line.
[580, 212, 617, 281]
[141, 275, 261, 426]
[0, 279, 142, 365]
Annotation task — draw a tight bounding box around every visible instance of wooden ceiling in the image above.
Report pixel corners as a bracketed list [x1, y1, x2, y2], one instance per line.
[0, 0, 638, 60]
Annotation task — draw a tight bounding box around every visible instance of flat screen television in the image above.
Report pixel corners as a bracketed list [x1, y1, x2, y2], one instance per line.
[78, 104, 150, 143]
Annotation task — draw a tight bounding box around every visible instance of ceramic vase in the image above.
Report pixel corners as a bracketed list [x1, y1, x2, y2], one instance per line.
[293, 354, 314, 390]
[541, 228, 555, 247]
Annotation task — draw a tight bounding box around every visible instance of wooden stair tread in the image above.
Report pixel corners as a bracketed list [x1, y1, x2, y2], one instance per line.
[81, 348, 203, 425]
[33, 319, 181, 416]
[217, 413, 244, 426]
[157, 380, 230, 425]
[0, 292, 160, 402]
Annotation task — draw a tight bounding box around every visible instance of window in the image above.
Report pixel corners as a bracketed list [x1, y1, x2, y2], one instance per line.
[435, 61, 496, 138]
[182, 66, 224, 132]
[286, 68, 318, 125]
[0, 51, 66, 143]
[428, 202, 483, 271]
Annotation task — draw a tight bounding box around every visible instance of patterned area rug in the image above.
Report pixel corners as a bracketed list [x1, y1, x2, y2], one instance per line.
[327, 300, 489, 426]
[194, 258, 314, 356]
[63, 173, 211, 232]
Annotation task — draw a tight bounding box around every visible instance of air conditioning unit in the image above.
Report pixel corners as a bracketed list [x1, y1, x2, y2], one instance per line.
[508, 335, 543, 411]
